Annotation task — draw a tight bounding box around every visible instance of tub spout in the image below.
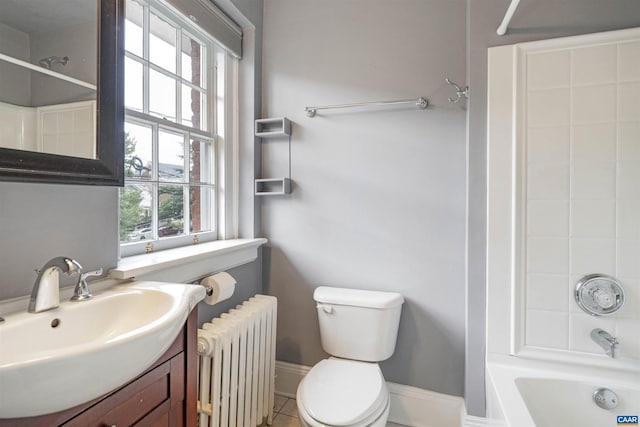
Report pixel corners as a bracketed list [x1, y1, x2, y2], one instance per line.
[590, 328, 618, 358]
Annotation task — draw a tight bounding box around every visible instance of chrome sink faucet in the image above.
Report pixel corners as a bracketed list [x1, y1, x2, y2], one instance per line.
[29, 257, 82, 313]
[591, 328, 619, 358]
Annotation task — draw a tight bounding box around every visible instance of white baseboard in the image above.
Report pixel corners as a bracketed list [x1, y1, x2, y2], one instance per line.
[274, 360, 310, 398]
[462, 414, 497, 427]
[275, 361, 465, 427]
[386, 382, 464, 427]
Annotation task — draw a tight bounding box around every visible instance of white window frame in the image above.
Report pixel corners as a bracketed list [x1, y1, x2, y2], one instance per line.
[120, 0, 238, 257]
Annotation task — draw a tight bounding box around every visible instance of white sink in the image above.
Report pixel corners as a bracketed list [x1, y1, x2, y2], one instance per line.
[0, 281, 205, 418]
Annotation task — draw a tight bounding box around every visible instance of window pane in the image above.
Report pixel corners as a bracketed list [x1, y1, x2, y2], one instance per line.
[182, 85, 204, 129]
[190, 138, 213, 183]
[120, 183, 153, 242]
[149, 70, 176, 121]
[124, 122, 153, 179]
[125, 57, 143, 111]
[158, 184, 184, 238]
[190, 185, 213, 233]
[159, 130, 185, 182]
[181, 34, 204, 87]
[150, 11, 176, 73]
[125, 0, 144, 57]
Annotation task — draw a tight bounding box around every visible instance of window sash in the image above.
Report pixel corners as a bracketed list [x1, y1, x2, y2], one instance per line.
[124, 1, 210, 131]
[121, 113, 218, 251]
[121, 0, 227, 256]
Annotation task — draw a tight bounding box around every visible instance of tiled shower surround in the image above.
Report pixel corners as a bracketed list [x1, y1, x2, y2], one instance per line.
[524, 38, 640, 359]
[0, 100, 95, 157]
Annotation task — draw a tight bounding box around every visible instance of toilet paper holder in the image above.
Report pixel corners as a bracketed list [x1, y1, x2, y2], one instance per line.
[201, 282, 216, 296]
[195, 272, 237, 305]
[192, 277, 215, 295]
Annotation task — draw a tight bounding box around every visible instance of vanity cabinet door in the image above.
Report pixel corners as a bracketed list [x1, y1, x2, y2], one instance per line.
[62, 352, 184, 427]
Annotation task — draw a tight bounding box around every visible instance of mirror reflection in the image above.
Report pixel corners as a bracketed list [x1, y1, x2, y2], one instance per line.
[0, 0, 97, 159]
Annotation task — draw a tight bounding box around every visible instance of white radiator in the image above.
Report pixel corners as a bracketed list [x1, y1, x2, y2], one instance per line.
[197, 295, 277, 427]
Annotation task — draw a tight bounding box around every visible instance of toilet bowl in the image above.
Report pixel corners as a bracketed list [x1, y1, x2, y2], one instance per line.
[296, 358, 390, 427]
[295, 287, 404, 427]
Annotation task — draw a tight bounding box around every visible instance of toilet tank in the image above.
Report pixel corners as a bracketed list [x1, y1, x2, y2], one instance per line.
[313, 286, 404, 362]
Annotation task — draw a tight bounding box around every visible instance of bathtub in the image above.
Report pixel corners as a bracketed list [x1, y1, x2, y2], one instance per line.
[486, 354, 640, 427]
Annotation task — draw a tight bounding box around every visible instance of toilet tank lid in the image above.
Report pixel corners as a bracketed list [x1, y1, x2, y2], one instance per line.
[314, 286, 404, 309]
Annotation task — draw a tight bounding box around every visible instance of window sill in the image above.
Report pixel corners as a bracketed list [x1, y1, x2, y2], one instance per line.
[110, 238, 267, 281]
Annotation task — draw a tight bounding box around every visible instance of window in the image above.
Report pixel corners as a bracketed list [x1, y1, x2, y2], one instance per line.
[120, 0, 236, 256]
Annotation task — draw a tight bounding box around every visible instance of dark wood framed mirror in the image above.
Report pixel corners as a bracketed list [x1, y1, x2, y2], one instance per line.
[0, 0, 124, 186]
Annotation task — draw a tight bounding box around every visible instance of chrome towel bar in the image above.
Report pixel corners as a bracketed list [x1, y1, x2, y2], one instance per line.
[304, 97, 428, 118]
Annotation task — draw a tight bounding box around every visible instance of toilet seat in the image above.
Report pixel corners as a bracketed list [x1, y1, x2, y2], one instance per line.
[298, 358, 388, 426]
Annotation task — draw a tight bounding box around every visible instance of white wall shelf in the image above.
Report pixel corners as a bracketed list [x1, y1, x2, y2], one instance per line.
[0, 52, 96, 91]
[255, 117, 291, 138]
[255, 117, 292, 196]
[255, 178, 291, 196]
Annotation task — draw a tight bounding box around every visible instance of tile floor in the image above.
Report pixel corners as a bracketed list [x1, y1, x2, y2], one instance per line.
[267, 395, 407, 427]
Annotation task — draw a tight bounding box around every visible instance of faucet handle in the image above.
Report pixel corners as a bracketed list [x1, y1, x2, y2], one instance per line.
[81, 268, 103, 280]
[70, 268, 103, 302]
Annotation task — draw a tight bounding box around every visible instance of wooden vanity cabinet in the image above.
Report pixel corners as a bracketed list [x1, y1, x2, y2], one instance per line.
[0, 308, 198, 427]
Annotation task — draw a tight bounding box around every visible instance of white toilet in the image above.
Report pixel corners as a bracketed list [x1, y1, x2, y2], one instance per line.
[296, 286, 404, 427]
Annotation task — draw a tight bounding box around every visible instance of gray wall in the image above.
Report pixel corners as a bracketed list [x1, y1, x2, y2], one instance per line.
[261, 0, 467, 396]
[0, 23, 30, 106]
[0, 22, 96, 108]
[0, 182, 119, 299]
[465, 0, 640, 415]
[30, 22, 97, 106]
